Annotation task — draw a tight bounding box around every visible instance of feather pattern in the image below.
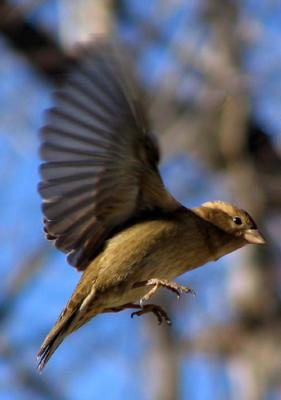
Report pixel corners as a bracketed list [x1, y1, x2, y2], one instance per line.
[39, 40, 178, 270]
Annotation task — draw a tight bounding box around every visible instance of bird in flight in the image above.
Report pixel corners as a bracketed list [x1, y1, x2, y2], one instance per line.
[37, 40, 265, 371]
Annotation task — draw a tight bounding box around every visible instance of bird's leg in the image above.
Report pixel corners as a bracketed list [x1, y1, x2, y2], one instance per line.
[103, 303, 171, 325]
[131, 304, 171, 325]
[102, 303, 140, 313]
[134, 278, 195, 305]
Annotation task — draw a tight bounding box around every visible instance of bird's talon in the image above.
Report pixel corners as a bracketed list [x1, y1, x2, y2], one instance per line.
[131, 311, 139, 319]
[155, 313, 162, 325]
[130, 303, 171, 326]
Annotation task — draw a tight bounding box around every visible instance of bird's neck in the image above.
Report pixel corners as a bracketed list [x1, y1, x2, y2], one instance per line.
[192, 207, 245, 260]
[207, 227, 244, 260]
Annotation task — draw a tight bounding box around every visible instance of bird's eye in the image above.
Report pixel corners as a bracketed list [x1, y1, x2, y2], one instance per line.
[233, 216, 242, 225]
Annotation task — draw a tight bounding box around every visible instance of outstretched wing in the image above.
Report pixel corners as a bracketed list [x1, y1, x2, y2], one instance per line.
[39, 40, 179, 271]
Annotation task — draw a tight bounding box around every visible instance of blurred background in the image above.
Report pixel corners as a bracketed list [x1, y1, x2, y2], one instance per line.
[0, 1, 280, 399]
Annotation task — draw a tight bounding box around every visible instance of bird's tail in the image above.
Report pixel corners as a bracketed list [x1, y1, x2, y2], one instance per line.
[37, 307, 79, 372]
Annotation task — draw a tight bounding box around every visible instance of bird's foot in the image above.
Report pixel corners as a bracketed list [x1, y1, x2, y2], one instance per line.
[135, 278, 195, 305]
[131, 304, 171, 325]
[103, 303, 171, 325]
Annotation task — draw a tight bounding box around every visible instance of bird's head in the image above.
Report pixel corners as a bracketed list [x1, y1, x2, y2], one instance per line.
[195, 201, 265, 244]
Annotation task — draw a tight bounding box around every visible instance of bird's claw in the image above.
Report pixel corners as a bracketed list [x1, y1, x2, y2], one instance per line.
[131, 304, 171, 325]
[136, 278, 196, 303]
[164, 282, 196, 298]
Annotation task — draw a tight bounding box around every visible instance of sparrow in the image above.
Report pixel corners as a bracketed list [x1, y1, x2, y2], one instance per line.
[37, 40, 265, 371]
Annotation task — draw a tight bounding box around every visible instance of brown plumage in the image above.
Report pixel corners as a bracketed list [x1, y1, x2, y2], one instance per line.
[37, 40, 265, 371]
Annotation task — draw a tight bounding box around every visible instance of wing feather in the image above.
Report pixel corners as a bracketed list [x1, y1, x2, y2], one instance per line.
[39, 40, 179, 270]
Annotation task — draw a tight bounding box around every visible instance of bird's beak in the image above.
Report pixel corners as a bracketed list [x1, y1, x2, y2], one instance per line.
[243, 229, 266, 244]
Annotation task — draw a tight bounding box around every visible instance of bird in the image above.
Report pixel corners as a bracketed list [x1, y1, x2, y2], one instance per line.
[37, 40, 265, 371]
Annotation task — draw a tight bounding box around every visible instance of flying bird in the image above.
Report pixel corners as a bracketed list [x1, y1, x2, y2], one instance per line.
[37, 40, 265, 371]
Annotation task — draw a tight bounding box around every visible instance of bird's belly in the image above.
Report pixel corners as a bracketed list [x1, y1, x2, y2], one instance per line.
[98, 260, 190, 309]
[92, 223, 213, 310]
